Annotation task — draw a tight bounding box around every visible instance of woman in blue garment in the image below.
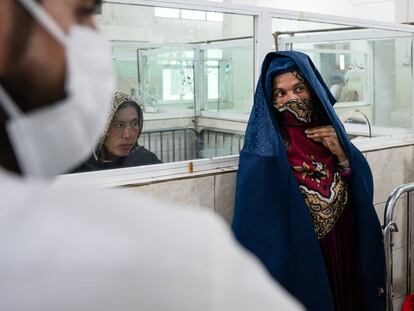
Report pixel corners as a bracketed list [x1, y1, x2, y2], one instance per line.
[232, 51, 385, 311]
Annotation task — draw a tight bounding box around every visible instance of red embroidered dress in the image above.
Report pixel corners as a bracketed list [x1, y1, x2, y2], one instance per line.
[275, 99, 366, 311]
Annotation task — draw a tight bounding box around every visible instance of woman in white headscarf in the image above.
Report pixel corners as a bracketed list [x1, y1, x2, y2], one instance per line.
[73, 92, 161, 173]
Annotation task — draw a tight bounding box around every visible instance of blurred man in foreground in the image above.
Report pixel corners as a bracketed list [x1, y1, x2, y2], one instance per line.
[0, 0, 302, 310]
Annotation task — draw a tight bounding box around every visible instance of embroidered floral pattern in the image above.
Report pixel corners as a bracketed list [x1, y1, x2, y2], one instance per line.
[293, 155, 329, 185]
[299, 172, 348, 239]
[274, 98, 314, 123]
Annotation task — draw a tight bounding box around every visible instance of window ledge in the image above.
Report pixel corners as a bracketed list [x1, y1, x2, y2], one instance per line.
[56, 133, 414, 189]
[352, 133, 414, 153]
[56, 156, 239, 188]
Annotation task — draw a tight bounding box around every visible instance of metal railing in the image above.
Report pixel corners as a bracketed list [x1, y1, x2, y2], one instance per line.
[139, 128, 197, 163]
[139, 127, 245, 163]
[197, 128, 245, 158]
[383, 182, 414, 311]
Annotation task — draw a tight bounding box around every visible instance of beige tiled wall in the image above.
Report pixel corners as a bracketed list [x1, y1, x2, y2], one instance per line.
[367, 146, 414, 307]
[133, 176, 215, 211]
[214, 173, 237, 224]
[366, 145, 414, 205]
[131, 173, 237, 225]
[393, 246, 408, 299]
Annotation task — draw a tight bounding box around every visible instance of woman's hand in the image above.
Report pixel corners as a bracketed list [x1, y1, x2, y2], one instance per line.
[305, 126, 347, 162]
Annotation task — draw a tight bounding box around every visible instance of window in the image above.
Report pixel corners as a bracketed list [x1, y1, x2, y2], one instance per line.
[60, 0, 414, 179]
[273, 17, 414, 137]
[155, 7, 223, 22]
[154, 7, 180, 18]
[203, 43, 253, 113]
[95, 3, 253, 165]
[207, 12, 224, 22]
[181, 10, 206, 20]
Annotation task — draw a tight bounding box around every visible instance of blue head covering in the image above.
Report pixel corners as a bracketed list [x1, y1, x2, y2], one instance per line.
[232, 51, 385, 311]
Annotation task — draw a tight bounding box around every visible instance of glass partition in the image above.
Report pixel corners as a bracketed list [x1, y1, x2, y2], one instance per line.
[85, 3, 254, 167]
[60, 1, 414, 176]
[203, 41, 254, 114]
[272, 18, 414, 138]
[98, 3, 253, 114]
[137, 47, 196, 114]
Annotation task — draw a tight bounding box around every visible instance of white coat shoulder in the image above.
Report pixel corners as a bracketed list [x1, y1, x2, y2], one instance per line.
[0, 170, 302, 311]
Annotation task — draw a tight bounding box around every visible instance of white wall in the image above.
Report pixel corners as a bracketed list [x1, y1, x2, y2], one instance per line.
[395, 0, 414, 23]
[97, 3, 253, 43]
[225, 0, 395, 22]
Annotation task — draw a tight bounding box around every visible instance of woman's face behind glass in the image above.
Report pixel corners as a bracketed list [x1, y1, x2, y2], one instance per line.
[103, 106, 140, 157]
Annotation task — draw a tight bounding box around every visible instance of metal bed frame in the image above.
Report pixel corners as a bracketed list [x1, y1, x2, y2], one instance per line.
[384, 182, 413, 311]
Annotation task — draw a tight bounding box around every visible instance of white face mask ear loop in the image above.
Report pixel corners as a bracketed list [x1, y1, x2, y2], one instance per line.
[17, 0, 67, 47]
[0, 84, 23, 118]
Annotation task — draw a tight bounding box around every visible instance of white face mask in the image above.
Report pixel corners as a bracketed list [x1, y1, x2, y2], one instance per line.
[0, 0, 114, 177]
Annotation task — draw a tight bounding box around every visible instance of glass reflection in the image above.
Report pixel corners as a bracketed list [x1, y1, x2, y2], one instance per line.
[273, 17, 413, 137]
[89, 3, 254, 167]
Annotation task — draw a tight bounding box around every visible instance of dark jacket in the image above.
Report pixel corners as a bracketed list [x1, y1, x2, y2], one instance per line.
[231, 51, 385, 311]
[73, 144, 161, 173]
[71, 92, 162, 173]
